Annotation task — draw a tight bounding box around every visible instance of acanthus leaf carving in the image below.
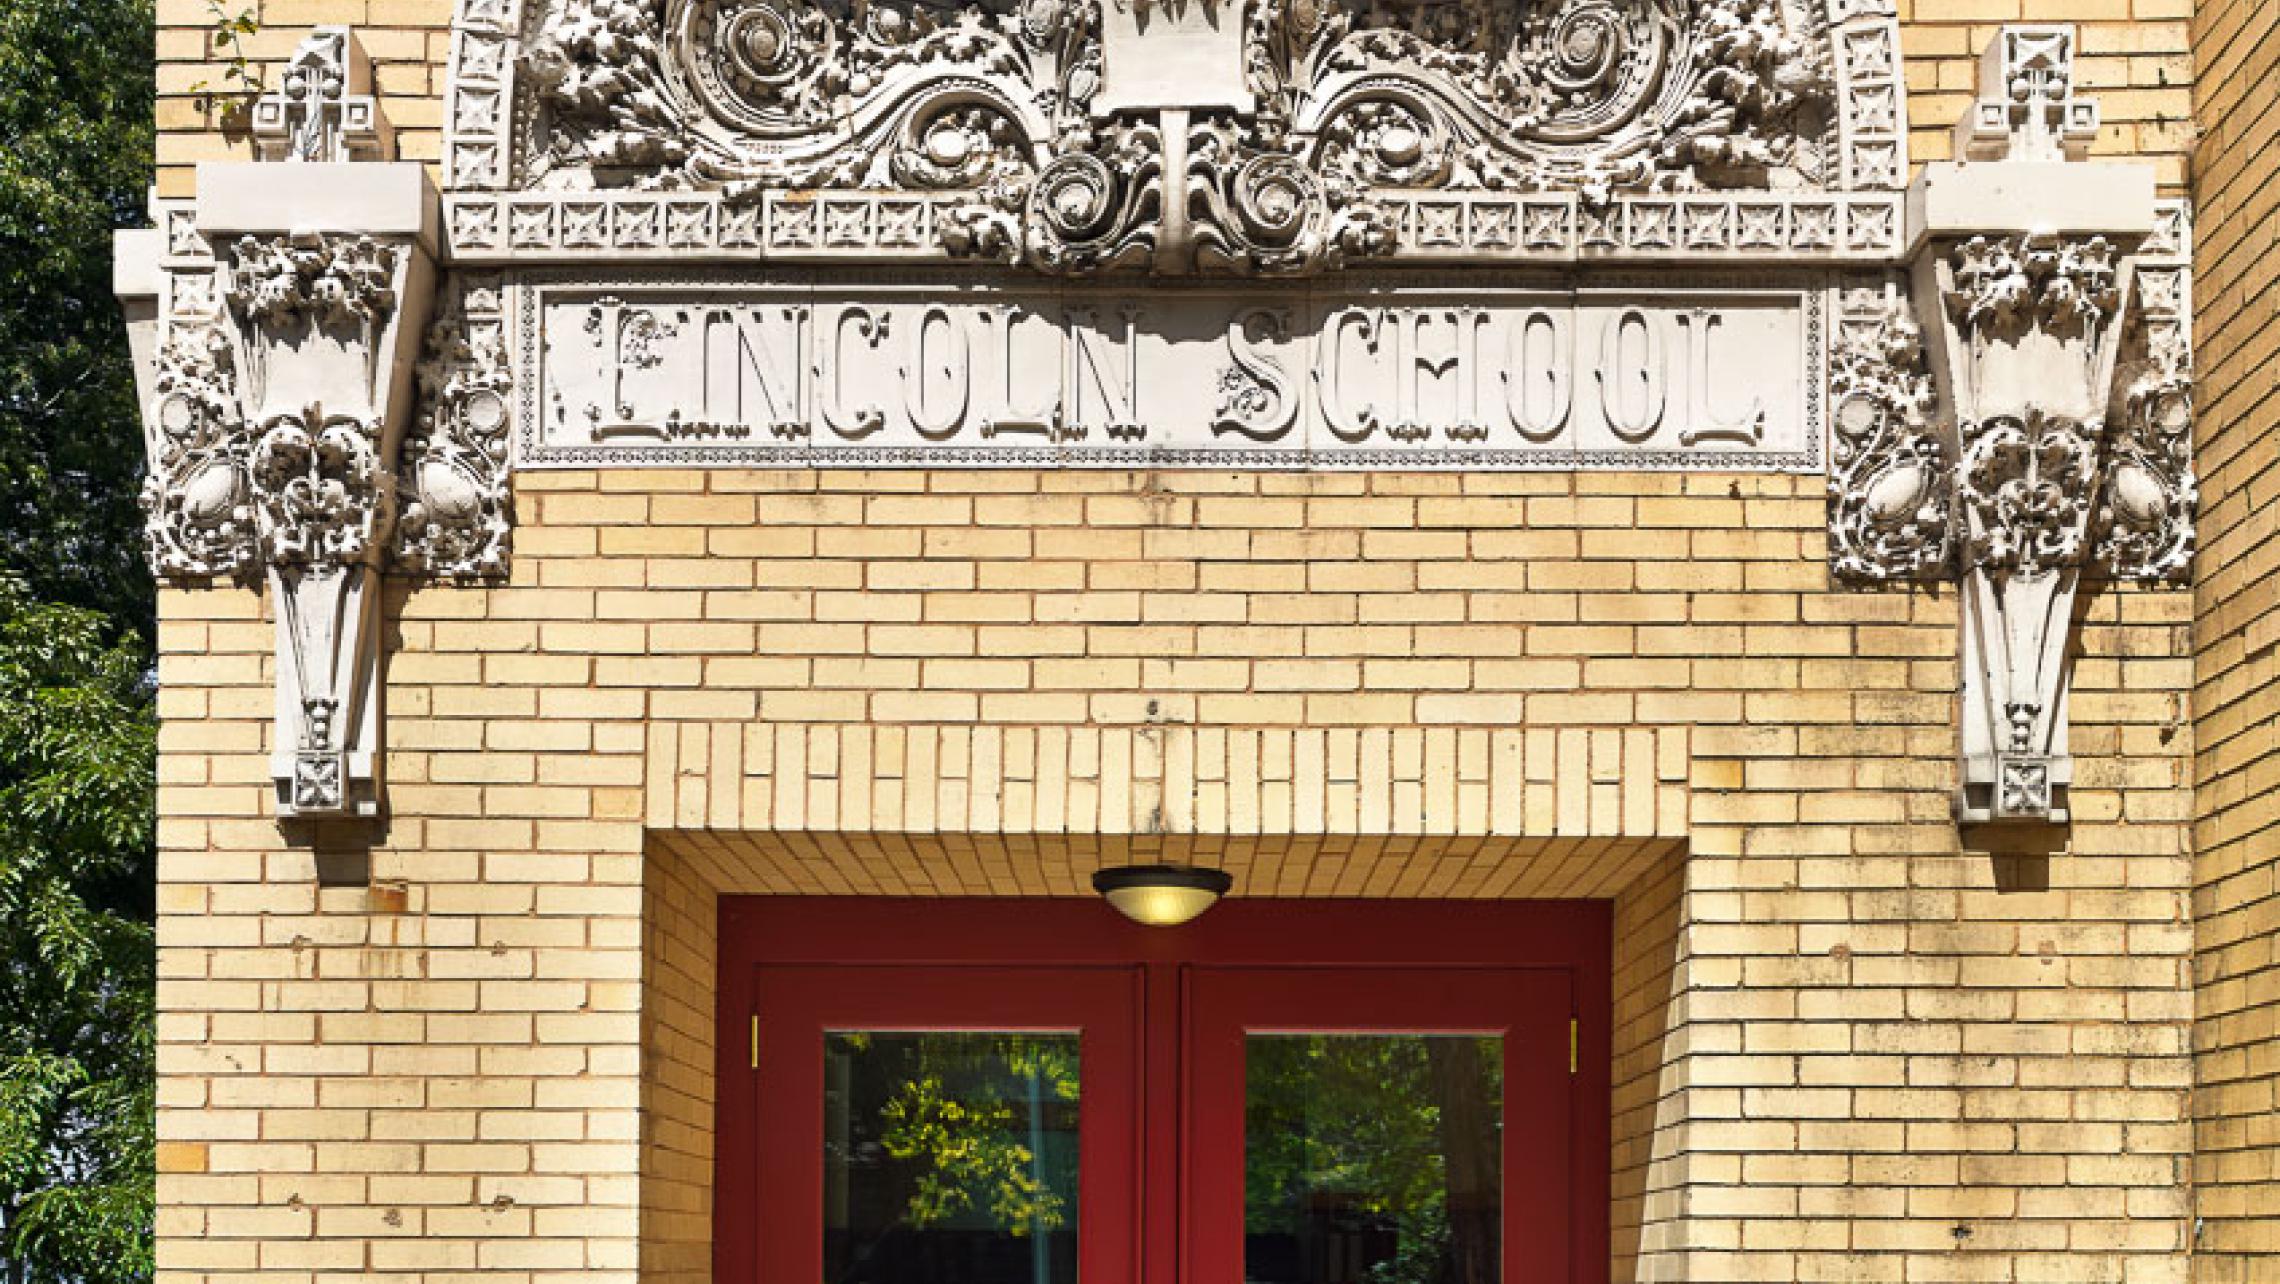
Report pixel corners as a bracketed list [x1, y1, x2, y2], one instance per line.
[1956, 408, 2095, 580]
[1827, 283, 1945, 583]
[1945, 233, 2120, 347]
[229, 234, 403, 334]
[225, 234, 406, 574]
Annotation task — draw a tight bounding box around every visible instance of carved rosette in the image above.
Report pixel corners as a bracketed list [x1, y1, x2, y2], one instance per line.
[397, 278, 514, 580]
[1827, 285, 1945, 582]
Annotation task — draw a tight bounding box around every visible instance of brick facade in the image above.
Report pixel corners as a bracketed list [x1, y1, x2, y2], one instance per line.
[2188, 0, 2280, 1276]
[137, 2, 2263, 1283]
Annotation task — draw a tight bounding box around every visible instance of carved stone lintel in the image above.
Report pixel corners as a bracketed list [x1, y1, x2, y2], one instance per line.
[1864, 23, 2195, 827]
[446, 0, 1910, 273]
[124, 72, 441, 823]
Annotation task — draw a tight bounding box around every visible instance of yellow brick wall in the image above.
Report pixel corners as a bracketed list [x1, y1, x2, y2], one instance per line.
[2188, 0, 2280, 1277]
[146, 3, 2208, 1282]
[156, 471, 2198, 1283]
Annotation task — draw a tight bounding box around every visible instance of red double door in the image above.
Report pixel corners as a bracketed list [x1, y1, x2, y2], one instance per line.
[718, 900, 1609, 1284]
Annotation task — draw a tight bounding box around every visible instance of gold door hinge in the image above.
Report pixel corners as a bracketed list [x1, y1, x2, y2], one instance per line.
[1568, 1018, 1578, 1075]
[750, 1014, 760, 1071]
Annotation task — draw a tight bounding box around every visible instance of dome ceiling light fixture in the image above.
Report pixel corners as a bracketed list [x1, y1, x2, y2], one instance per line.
[1091, 864, 1233, 927]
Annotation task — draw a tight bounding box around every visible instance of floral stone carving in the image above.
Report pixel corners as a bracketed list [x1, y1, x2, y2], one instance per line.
[142, 325, 260, 580]
[1827, 283, 1944, 582]
[446, 0, 1907, 271]
[397, 277, 514, 578]
[223, 232, 417, 820]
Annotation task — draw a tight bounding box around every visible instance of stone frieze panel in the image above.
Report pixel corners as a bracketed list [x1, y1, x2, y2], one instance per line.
[514, 272, 1826, 470]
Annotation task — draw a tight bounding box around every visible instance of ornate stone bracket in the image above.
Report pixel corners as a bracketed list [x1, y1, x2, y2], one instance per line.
[1829, 25, 2195, 826]
[120, 29, 467, 822]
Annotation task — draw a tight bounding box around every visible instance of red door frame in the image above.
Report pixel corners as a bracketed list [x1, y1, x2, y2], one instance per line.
[716, 899, 1612, 1284]
[750, 966, 1145, 1284]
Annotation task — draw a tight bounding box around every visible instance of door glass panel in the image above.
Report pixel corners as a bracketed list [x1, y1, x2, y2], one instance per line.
[824, 1032, 1082, 1284]
[1244, 1035, 1503, 1284]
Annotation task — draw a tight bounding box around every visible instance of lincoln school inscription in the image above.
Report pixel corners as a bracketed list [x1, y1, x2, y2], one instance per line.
[519, 274, 1826, 470]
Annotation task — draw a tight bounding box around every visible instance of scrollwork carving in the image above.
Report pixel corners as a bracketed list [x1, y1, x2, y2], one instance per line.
[398, 282, 514, 580]
[1255, 0, 1834, 195]
[142, 328, 260, 580]
[940, 113, 1398, 273]
[2095, 306, 2195, 582]
[524, 0, 1095, 191]
[498, 0, 1858, 272]
[1827, 287, 1944, 582]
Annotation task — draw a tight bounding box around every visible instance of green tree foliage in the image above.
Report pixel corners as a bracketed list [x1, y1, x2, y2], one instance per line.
[0, 0, 161, 1279]
[0, 0, 158, 623]
[1246, 1036, 1503, 1284]
[834, 1033, 1081, 1239]
[0, 581, 157, 1284]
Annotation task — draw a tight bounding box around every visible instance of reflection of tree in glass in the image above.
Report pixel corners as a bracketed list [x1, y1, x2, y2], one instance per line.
[1244, 1036, 1503, 1284]
[835, 1033, 1081, 1239]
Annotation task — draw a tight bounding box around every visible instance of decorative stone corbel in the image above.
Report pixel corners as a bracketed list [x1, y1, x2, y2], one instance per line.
[123, 28, 440, 820]
[1833, 24, 2195, 826]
